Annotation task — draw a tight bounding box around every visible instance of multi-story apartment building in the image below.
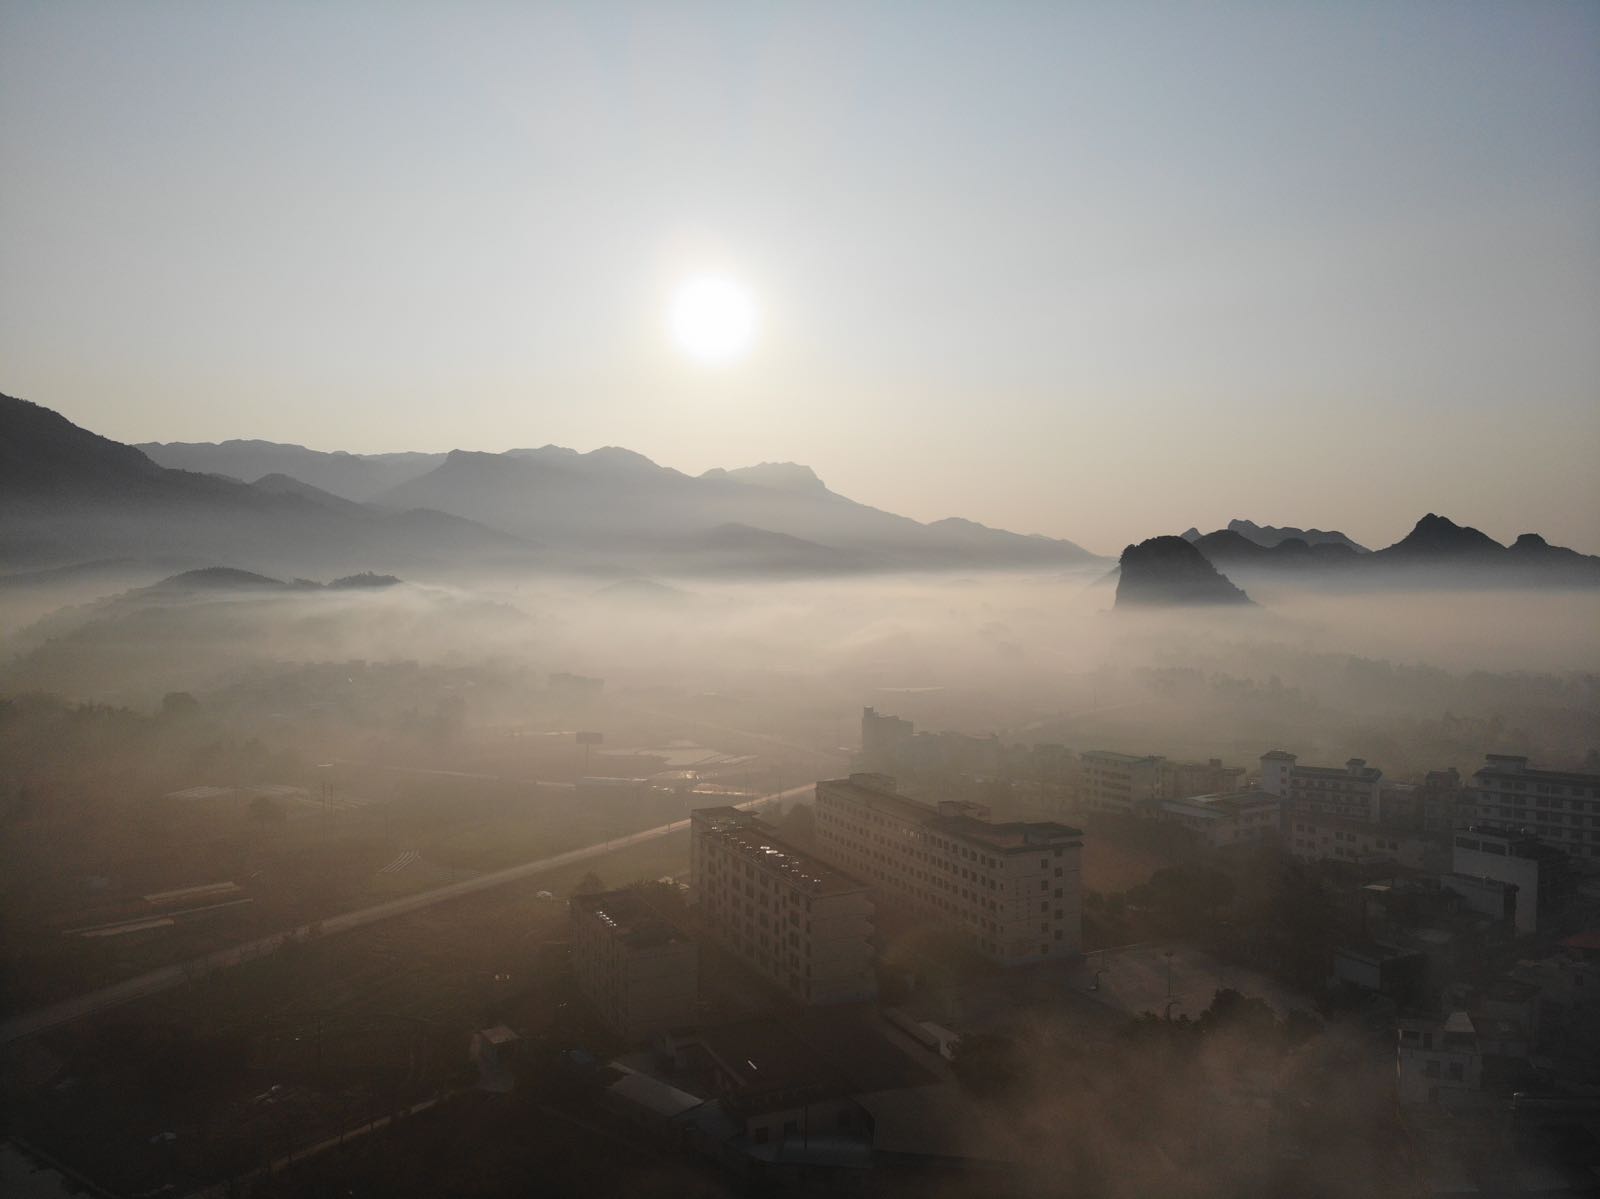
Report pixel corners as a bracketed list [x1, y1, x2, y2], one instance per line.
[1397, 1012, 1482, 1106]
[1158, 790, 1280, 850]
[813, 773, 1083, 965]
[1078, 751, 1166, 817]
[1458, 754, 1600, 861]
[1165, 758, 1248, 801]
[1260, 751, 1383, 823]
[1079, 751, 1246, 818]
[570, 889, 699, 1042]
[1450, 824, 1574, 935]
[1285, 810, 1436, 870]
[689, 807, 877, 1005]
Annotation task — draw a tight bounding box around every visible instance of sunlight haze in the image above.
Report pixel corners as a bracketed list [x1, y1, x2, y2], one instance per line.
[2, 2, 1597, 554]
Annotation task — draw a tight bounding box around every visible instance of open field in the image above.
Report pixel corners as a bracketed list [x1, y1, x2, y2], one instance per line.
[0, 825, 714, 1198]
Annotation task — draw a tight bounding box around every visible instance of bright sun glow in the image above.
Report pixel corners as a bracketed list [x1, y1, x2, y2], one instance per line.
[668, 275, 758, 364]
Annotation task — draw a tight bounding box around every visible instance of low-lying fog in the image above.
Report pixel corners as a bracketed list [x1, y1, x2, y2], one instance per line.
[3, 565, 1596, 777]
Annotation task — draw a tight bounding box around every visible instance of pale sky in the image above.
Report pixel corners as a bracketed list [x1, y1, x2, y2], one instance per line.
[3, 1, 1598, 555]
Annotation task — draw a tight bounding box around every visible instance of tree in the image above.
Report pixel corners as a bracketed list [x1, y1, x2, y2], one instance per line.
[778, 801, 816, 848]
[1127, 864, 1236, 932]
[573, 870, 606, 896]
[161, 690, 200, 718]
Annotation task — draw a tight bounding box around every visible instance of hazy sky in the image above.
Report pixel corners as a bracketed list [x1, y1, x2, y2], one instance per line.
[3, 2, 1598, 555]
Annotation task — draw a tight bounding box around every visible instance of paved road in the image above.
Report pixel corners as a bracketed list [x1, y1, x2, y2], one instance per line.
[0, 784, 811, 1045]
[327, 758, 577, 790]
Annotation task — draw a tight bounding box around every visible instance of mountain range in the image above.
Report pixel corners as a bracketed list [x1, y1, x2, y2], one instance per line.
[2, 394, 1102, 578]
[8, 392, 1596, 589]
[1176, 513, 1600, 588]
[1181, 520, 1369, 554]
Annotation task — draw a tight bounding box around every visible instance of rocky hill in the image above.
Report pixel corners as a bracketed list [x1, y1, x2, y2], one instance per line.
[1115, 536, 1254, 607]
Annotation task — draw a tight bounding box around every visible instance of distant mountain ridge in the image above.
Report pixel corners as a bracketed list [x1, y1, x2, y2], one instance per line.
[1, 394, 536, 575]
[136, 439, 444, 501]
[371, 443, 1101, 570]
[8, 394, 1107, 577]
[1180, 513, 1600, 587]
[1226, 519, 1368, 554]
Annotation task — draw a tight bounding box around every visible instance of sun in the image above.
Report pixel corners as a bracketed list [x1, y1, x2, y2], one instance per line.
[668, 275, 758, 364]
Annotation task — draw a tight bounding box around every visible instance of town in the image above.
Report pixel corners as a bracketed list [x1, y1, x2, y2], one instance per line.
[6, 698, 1595, 1197]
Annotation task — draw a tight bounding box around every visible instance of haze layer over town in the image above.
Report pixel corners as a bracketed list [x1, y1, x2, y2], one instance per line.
[2, 3, 1598, 1198]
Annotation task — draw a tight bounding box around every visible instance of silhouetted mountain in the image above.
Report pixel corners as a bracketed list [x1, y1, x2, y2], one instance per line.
[1179, 527, 1203, 542]
[137, 439, 443, 500]
[249, 472, 371, 516]
[1176, 512, 1600, 588]
[151, 567, 288, 591]
[1368, 515, 1600, 585]
[1373, 513, 1504, 560]
[1115, 536, 1253, 607]
[15, 395, 1106, 577]
[700, 462, 828, 494]
[1227, 519, 1369, 554]
[1193, 530, 1360, 570]
[375, 446, 1102, 572]
[2, 565, 520, 701]
[0, 394, 536, 575]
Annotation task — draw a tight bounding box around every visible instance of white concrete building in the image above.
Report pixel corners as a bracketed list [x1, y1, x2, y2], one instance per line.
[1397, 1012, 1482, 1106]
[1158, 789, 1280, 849]
[1448, 825, 1573, 935]
[1459, 754, 1600, 861]
[1260, 751, 1383, 823]
[814, 773, 1083, 965]
[690, 806, 877, 1004]
[1286, 811, 1435, 869]
[1079, 751, 1166, 817]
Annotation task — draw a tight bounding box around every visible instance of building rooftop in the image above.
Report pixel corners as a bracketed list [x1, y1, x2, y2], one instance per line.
[1164, 789, 1279, 817]
[1082, 750, 1164, 765]
[1474, 755, 1600, 786]
[929, 814, 1083, 851]
[571, 888, 693, 950]
[1458, 825, 1572, 861]
[822, 774, 947, 824]
[692, 807, 869, 896]
[1290, 762, 1383, 782]
[820, 776, 1081, 852]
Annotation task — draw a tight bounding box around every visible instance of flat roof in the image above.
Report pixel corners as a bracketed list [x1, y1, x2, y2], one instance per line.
[818, 777, 1082, 852]
[692, 807, 869, 896]
[1164, 789, 1278, 815]
[1290, 764, 1381, 781]
[1475, 761, 1599, 786]
[929, 814, 1083, 852]
[819, 775, 945, 823]
[1081, 750, 1163, 765]
[571, 888, 693, 949]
